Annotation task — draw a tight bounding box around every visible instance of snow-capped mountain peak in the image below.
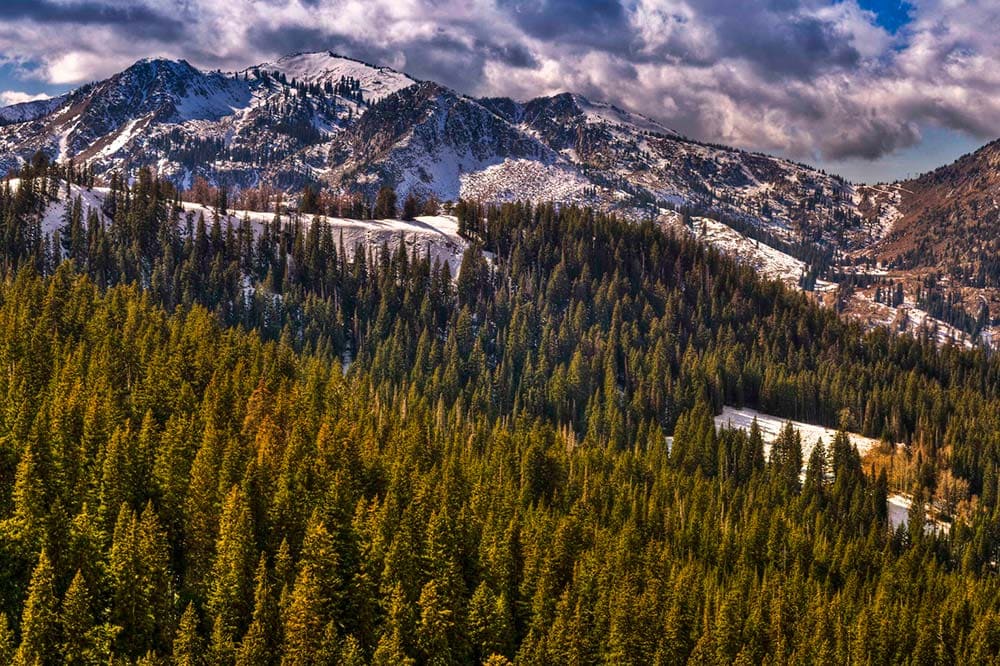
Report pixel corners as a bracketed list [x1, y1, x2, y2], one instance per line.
[0, 49, 857, 248]
[253, 51, 417, 102]
[101, 57, 251, 122]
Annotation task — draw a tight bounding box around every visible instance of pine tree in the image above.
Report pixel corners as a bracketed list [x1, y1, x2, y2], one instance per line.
[183, 428, 224, 597]
[172, 604, 204, 666]
[374, 187, 397, 219]
[402, 193, 420, 221]
[467, 582, 512, 662]
[138, 502, 175, 652]
[416, 579, 456, 666]
[60, 570, 94, 664]
[209, 614, 237, 666]
[109, 503, 175, 657]
[372, 584, 415, 666]
[0, 613, 15, 665]
[281, 561, 326, 664]
[236, 555, 278, 666]
[15, 549, 59, 666]
[803, 439, 827, 501]
[10, 440, 50, 548]
[208, 486, 256, 643]
[908, 486, 926, 546]
[281, 514, 342, 665]
[770, 422, 803, 492]
[339, 635, 365, 666]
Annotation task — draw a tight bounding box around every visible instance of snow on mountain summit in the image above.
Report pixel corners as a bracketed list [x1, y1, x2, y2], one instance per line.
[0, 49, 859, 252]
[100, 57, 252, 123]
[254, 51, 417, 101]
[571, 93, 678, 136]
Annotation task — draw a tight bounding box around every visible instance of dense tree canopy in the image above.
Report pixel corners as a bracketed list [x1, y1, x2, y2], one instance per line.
[2, 161, 1000, 663]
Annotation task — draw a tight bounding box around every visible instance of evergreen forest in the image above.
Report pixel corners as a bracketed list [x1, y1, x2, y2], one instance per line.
[3, 158, 1000, 664]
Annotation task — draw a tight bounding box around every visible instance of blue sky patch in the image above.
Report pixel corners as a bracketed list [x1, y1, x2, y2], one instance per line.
[857, 0, 912, 33]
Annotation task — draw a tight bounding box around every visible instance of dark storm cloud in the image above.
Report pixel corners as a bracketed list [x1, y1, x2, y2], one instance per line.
[249, 16, 539, 94]
[500, 0, 633, 53]
[478, 40, 538, 70]
[0, 0, 184, 39]
[617, 0, 865, 78]
[717, 13, 862, 78]
[494, 0, 862, 79]
[0, 0, 998, 171]
[247, 24, 348, 59]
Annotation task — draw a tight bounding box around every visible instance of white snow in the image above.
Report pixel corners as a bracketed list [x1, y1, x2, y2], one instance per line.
[178, 201, 468, 276]
[854, 184, 903, 241]
[0, 94, 67, 124]
[669, 213, 836, 293]
[714, 405, 952, 533]
[257, 52, 416, 101]
[574, 94, 677, 136]
[56, 116, 81, 161]
[901, 305, 973, 348]
[5, 179, 109, 237]
[4, 179, 469, 278]
[460, 159, 590, 203]
[713, 405, 881, 463]
[887, 493, 950, 534]
[855, 292, 977, 349]
[172, 77, 253, 122]
[99, 117, 145, 157]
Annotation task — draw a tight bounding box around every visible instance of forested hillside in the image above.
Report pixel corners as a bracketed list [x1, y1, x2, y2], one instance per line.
[4, 157, 1000, 663]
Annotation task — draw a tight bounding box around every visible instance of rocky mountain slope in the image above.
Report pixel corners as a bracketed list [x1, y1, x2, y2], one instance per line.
[0, 52, 861, 246]
[858, 140, 1000, 286]
[826, 142, 1000, 347]
[2, 50, 999, 346]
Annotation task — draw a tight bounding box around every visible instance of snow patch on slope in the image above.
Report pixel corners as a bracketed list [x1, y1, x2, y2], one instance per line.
[99, 117, 144, 157]
[179, 201, 467, 275]
[5, 179, 110, 238]
[8, 179, 468, 277]
[259, 52, 416, 101]
[887, 494, 950, 534]
[713, 405, 880, 463]
[712, 405, 950, 533]
[460, 159, 590, 203]
[854, 184, 902, 241]
[172, 76, 253, 121]
[848, 292, 976, 349]
[667, 213, 835, 293]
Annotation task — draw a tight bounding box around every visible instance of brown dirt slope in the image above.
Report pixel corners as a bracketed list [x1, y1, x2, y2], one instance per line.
[877, 138, 1000, 281]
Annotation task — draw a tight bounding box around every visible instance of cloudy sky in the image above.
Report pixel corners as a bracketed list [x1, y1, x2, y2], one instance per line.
[0, 0, 995, 183]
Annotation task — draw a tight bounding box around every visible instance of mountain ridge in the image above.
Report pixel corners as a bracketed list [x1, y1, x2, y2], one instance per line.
[0, 51, 858, 237]
[2, 50, 998, 344]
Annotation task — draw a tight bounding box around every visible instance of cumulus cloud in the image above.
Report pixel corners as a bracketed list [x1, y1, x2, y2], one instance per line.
[0, 0, 997, 167]
[0, 90, 50, 106]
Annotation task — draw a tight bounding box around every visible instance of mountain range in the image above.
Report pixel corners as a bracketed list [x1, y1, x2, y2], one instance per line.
[0, 52, 857, 233]
[1, 50, 997, 344]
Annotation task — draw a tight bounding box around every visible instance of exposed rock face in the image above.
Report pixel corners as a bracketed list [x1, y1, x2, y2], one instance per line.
[0, 51, 859, 245]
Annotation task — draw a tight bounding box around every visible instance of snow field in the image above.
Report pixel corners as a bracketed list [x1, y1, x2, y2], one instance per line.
[713, 405, 880, 463]
[713, 405, 948, 532]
